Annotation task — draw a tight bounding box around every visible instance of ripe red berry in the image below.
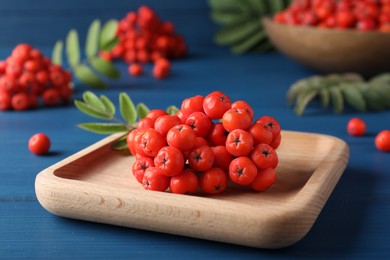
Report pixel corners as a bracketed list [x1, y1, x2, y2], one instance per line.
[229, 157, 258, 185]
[250, 143, 278, 170]
[210, 145, 234, 172]
[127, 129, 140, 155]
[132, 156, 155, 183]
[28, 133, 51, 155]
[154, 146, 185, 177]
[248, 123, 273, 145]
[222, 108, 252, 132]
[347, 118, 366, 136]
[199, 168, 228, 195]
[135, 128, 165, 157]
[154, 115, 181, 137]
[208, 123, 228, 146]
[11, 92, 30, 111]
[142, 167, 170, 192]
[185, 112, 212, 137]
[256, 116, 281, 141]
[166, 124, 196, 152]
[375, 130, 390, 152]
[170, 169, 199, 194]
[146, 109, 168, 121]
[251, 168, 277, 192]
[225, 129, 254, 157]
[0, 92, 11, 110]
[188, 145, 214, 172]
[203, 91, 232, 120]
[231, 100, 254, 121]
[137, 117, 155, 130]
[42, 88, 60, 106]
[181, 95, 204, 117]
[128, 63, 143, 76]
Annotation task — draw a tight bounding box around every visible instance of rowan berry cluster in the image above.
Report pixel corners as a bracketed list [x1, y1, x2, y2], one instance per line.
[274, 0, 390, 32]
[100, 5, 187, 79]
[0, 44, 73, 111]
[127, 91, 282, 195]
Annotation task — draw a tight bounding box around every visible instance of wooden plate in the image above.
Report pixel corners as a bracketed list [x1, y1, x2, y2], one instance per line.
[35, 131, 349, 249]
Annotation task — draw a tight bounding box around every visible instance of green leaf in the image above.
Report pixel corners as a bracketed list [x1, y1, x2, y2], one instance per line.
[231, 29, 266, 54]
[119, 92, 137, 124]
[215, 20, 260, 45]
[210, 11, 250, 26]
[319, 88, 330, 108]
[82, 91, 106, 112]
[245, 0, 266, 15]
[287, 76, 322, 106]
[369, 73, 390, 85]
[66, 29, 80, 67]
[100, 95, 116, 115]
[89, 56, 120, 79]
[78, 123, 128, 134]
[137, 103, 150, 120]
[166, 105, 179, 115]
[74, 64, 107, 89]
[268, 0, 286, 13]
[294, 89, 318, 116]
[111, 135, 129, 151]
[100, 38, 120, 52]
[329, 87, 344, 113]
[250, 40, 274, 52]
[74, 100, 113, 120]
[339, 83, 366, 112]
[85, 19, 101, 58]
[52, 40, 63, 65]
[208, 0, 249, 13]
[100, 19, 118, 50]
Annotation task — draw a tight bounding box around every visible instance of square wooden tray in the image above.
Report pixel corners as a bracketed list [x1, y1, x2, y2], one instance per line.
[35, 130, 349, 249]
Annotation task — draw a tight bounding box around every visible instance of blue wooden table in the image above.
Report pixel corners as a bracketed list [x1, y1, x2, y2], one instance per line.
[1, 1, 390, 259]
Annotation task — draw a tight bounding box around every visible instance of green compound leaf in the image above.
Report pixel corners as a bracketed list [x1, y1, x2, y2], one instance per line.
[52, 40, 63, 66]
[166, 105, 180, 115]
[100, 38, 120, 52]
[78, 123, 128, 134]
[245, 0, 266, 15]
[74, 64, 107, 89]
[119, 92, 137, 124]
[82, 91, 106, 112]
[319, 88, 330, 108]
[66, 29, 80, 67]
[100, 95, 116, 115]
[231, 29, 267, 54]
[100, 19, 118, 50]
[339, 83, 366, 112]
[137, 103, 150, 120]
[74, 100, 113, 120]
[215, 20, 260, 45]
[111, 135, 129, 151]
[85, 19, 101, 58]
[208, 0, 250, 13]
[329, 87, 344, 113]
[294, 89, 318, 116]
[89, 56, 120, 79]
[210, 11, 251, 26]
[268, 0, 287, 13]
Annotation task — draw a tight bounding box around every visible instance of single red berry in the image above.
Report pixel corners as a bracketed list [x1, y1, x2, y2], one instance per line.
[146, 109, 168, 121]
[222, 108, 252, 132]
[188, 145, 214, 172]
[210, 145, 234, 172]
[347, 118, 366, 136]
[128, 64, 143, 76]
[199, 168, 228, 195]
[248, 123, 273, 145]
[231, 100, 254, 121]
[250, 144, 278, 170]
[28, 133, 51, 155]
[0, 92, 11, 110]
[194, 136, 209, 148]
[24, 59, 42, 73]
[375, 130, 390, 152]
[132, 156, 155, 183]
[251, 168, 276, 192]
[203, 91, 232, 120]
[181, 95, 204, 117]
[42, 88, 60, 106]
[127, 129, 140, 155]
[208, 123, 228, 146]
[225, 129, 254, 157]
[256, 116, 281, 141]
[153, 64, 170, 79]
[166, 124, 196, 152]
[135, 128, 166, 157]
[154, 146, 185, 177]
[137, 117, 155, 130]
[35, 70, 49, 85]
[170, 169, 199, 194]
[229, 157, 258, 185]
[142, 167, 170, 192]
[11, 92, 30, 111]
[270, 133, 282, 149]
[185, 112, 212, 138]
[154, 115, 181, 137]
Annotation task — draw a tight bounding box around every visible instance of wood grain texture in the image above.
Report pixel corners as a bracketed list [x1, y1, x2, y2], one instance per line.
[35, 130, 349, 249]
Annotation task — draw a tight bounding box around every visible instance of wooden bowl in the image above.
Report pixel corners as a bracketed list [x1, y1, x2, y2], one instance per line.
[263, 17, 390, 77]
